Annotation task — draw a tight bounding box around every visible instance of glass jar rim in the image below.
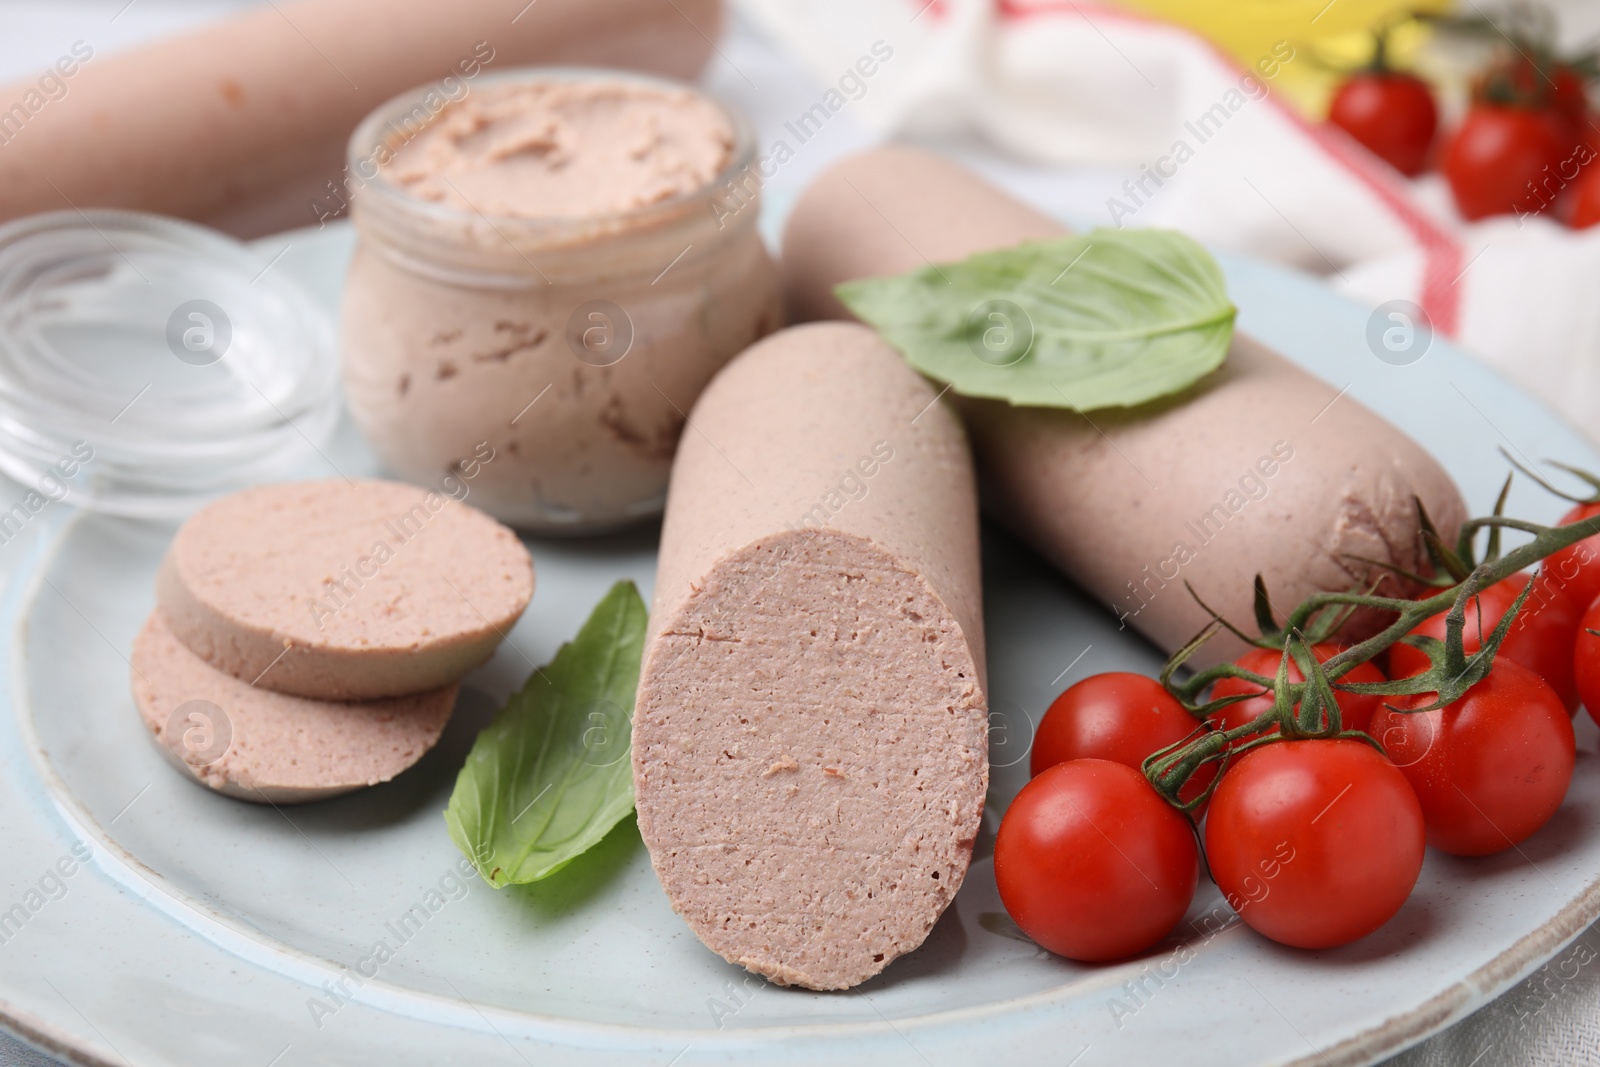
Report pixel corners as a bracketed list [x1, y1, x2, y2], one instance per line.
[345, 65, 759, 242]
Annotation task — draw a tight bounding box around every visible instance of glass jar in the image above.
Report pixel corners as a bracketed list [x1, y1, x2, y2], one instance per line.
[340, 68, 779, 533]
[0, 210, 338, 518]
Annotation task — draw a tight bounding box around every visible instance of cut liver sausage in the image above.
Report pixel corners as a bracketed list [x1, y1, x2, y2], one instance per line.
[633, 322, 987, 991]
[132, 611, 457, 804]
[781, 147, 1467, 665]
[157, 479, 533, 700]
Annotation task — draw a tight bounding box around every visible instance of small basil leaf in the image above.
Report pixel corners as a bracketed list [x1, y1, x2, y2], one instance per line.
[445, 580, 649, 887]
[835, 229, 1235, 410]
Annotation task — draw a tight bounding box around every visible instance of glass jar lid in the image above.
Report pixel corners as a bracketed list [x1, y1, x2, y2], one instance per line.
[0, 210, 340, 518]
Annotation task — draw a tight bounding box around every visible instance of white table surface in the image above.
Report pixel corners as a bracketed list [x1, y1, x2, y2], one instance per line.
[0, 3, 1595, 1065]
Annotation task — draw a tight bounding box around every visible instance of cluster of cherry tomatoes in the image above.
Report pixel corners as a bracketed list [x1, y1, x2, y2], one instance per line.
[994, 498, 1600, 962]
[1326, 15, 1600, 226]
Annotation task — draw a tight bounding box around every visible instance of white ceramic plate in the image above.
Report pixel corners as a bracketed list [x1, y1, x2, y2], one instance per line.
[2, 222, 1598, 1067]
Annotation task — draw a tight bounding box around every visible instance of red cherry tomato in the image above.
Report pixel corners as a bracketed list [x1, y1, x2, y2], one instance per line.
[1031, 673, 1199, 775]
[1444, 104, 1574, 220]
[1571, 164, 1600, 228]
[1030, 672, 1214, 806]
[1550, 66, 1593, 132]
[1371, 658, 1575, 856]
[1208, 644, 1387, 743]
[1541, 501, 1600, 604]
[1571, 597, 1600, 726]
[995, 759, 1198, 962]
[1387, 572, 1581, 714]
[1542, 64, 1593, 151]
[1204, 739, 1424, 949]
[1484, 59, 1591, 133]
[1329, 71, 1438, 176]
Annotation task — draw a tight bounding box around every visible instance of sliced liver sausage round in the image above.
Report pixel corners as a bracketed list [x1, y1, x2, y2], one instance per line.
[132, 611, 457, 804]
[157, 479, 533, 700]
[781, 146, 1467, 665]
[633, 321, 987, 991]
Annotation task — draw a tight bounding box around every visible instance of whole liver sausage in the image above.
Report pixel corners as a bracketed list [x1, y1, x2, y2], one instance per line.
[0, 0, 721, 238]
[132, 611, 457, 804]
[633, 322, 987, 991]
[781, 147, 1467, 664]
[157, 479, 533, 700]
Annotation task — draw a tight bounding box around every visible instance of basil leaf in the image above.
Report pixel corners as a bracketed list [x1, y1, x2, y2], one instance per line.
[445, 580, 648, 887]
[835, 229, 1235, 410]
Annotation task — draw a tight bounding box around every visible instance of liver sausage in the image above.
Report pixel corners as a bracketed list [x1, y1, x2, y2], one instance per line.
[781, 146, 1467, 665]
[633, 322, 987, 990]
[132, 611, 456, 804]
[157, 479, 533, 700]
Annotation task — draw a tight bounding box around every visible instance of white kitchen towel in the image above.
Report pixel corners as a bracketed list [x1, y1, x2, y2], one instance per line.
[737, 0, 1600, 442]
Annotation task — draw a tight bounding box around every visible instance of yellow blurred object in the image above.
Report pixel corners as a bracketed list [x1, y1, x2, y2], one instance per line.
[1112, 0, 1453, 116]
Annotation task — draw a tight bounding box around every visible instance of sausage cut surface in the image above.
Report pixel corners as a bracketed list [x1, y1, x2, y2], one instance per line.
[633, 322, 987, 990]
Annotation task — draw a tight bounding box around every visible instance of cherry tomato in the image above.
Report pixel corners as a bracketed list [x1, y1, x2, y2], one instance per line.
[1571, 597, 1600, 726]
[1204, 739, 1424, 949]
[1550, 65, 1593, 132]
[1571, 164, 1600, 228]
[1444, 104, 1573, 220]
[1371, 658, 1574, 856]
[1541, 501, 1600, 605]
[1329, 71, 1438, 176]
[1030, 672, 1214, 807]
[1463, 56, 1598, 222]
[1473, 57, 1593, 142]
[1387, 572, 1581, 713]
[1482, 59, 1591, 133]
[1032, 673, 1197, 775]
[1209, 644, 1387, 743]
[995, 759, 1198, 962]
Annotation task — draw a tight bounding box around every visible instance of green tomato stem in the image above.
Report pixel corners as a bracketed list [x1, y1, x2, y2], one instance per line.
[1143, 505, 1600, 809]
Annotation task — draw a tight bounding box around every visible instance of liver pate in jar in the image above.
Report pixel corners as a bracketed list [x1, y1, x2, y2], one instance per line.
[341, 69, 779, 532]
